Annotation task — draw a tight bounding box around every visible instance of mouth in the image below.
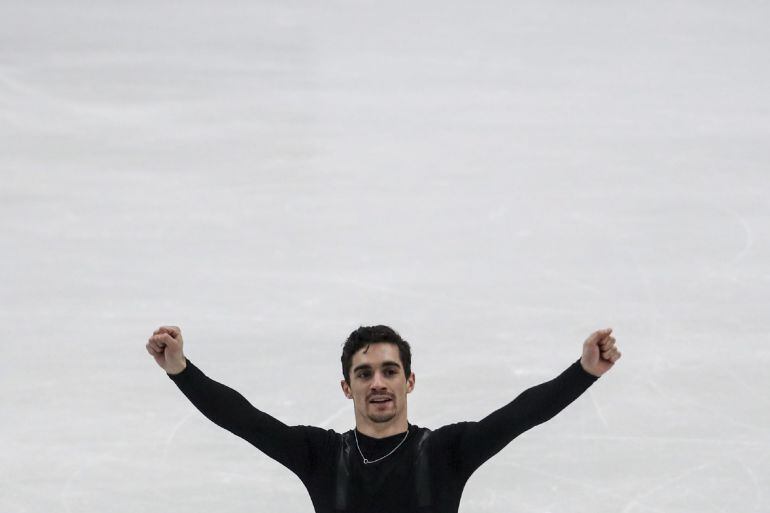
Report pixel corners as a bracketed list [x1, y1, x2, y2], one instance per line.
[369, 397, 393, 405]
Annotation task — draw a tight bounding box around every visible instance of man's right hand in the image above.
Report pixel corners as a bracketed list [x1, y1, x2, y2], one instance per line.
[147, 325, 187, 375]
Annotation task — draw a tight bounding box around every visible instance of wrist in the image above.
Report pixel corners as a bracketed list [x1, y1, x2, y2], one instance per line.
[579, 358, 601, 378]
[166, 358, 187, 376]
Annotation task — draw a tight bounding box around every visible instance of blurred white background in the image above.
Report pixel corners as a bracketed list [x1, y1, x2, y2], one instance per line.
[1, 1, 768, 512]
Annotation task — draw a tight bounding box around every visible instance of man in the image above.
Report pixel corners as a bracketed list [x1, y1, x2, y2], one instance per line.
[146, 324, 620, 513]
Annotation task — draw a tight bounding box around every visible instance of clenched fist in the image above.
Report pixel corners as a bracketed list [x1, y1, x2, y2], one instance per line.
[146, 325, 187, 375]
[580, 328, 621, 377]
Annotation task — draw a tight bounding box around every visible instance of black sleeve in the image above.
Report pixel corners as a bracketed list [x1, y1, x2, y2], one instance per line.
[455, 358, 599, 477]
[167, 358, 322, 481]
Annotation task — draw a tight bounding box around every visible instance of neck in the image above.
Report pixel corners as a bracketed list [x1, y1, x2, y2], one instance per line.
[355, 413, 409, 439]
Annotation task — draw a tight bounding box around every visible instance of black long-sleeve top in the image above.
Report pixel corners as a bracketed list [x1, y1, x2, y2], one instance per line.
[168, 358, 599, 513]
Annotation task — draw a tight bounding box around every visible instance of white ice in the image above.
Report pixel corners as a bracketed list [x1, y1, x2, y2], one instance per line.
[1, 1, 768, 512]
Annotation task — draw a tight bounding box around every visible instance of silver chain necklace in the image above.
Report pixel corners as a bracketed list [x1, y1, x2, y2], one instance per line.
[354, 426, 410, 465]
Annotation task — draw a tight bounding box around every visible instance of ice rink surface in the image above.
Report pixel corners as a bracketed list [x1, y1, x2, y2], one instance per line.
[1, 1, 768, 512]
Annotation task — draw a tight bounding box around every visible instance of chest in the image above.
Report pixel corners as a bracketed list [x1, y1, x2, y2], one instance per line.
[331, 430, 434, 512]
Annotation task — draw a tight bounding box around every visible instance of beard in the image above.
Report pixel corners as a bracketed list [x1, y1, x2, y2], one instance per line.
[366, 400, 398, 423]
[368, 410, 397, 423]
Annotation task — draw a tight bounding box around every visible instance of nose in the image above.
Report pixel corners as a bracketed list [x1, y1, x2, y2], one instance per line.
[370, 370, 388, 390]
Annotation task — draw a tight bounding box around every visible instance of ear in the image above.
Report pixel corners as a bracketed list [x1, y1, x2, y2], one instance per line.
[406, 372, 415, 394]
[340, 379, 352, 399]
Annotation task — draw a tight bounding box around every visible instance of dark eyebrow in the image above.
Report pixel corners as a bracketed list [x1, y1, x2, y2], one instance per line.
[352, 361, 402, 373]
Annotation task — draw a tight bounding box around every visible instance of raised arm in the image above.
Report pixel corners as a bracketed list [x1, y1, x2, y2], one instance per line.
[146, 326, 316, 478]
[454, 328, 620, 476]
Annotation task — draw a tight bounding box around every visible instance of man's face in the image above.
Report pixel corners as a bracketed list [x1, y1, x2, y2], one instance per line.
[341, 342, 415, 425]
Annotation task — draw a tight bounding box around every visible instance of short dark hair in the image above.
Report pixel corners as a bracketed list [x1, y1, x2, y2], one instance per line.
[341, 325, 412, 384]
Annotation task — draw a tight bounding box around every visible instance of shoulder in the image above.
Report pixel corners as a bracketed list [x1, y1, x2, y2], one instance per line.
[289, 425, 343, 446]
[414, 421, 472, 447]
[430, 421, 472, 435]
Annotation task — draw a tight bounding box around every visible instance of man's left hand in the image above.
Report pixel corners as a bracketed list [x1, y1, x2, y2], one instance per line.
[580, 328, 621, 377]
